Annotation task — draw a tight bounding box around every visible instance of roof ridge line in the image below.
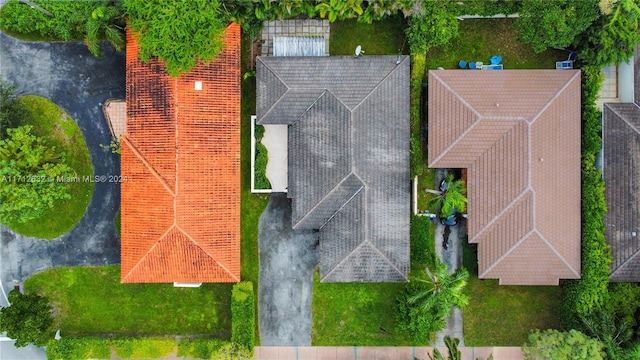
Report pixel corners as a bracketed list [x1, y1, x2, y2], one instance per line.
[292, 172, 362, 229]
[258, 88, 292, 124]
[470, 188, 531, 243]
[296, 89, 328, 124]
[533, 230, 580, 278]
[320, 241, 368, 281]
[366, 240, 408, 281]
[121, 137, 175, 196]
[174, 225, 240, 282]
[319, 183, 364, 230]
[256, 57, 290, 124]
[122, 224, 176, 282]
[610, 247, 640, 277]
[479, 228, 535, 278]
[529, 70, 580, 124]
[605, 103, 640, 135]
[351, 56, 408, 112]
[428, 73, 482, 166]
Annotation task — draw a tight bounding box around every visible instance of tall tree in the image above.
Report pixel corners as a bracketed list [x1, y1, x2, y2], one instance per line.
[397, 258, 469, 342]
[574, 0, 640, 66]
[515, 0, 601, 53]
[125, 0, 229, 77]
[0, 125, 73, 224]
[424, 173, 467, 218]
[0, 290, 55, 347]
[84, 2, 125, 57]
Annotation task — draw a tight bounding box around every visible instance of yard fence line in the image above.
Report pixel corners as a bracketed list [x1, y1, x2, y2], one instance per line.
[255, 346, 523, 360]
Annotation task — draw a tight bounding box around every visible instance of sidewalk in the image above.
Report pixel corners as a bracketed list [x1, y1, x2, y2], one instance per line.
[255, 346, 523, 360]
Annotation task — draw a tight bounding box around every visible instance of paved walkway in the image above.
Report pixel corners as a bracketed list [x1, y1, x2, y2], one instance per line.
[433, 169, 466, 346]
[0, 33, 124, 296]
[258, 194, 319, 345]
[261, 124, 288, 192]
[255, 346, 523, 360]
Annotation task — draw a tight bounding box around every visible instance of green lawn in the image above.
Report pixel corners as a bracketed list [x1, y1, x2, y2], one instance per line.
[330, 16, 407, 55]
[3, 95, 93, 239]
[311, 271, 415, 346]
[426, 18, 565, 70]
[25, 266, 232, 337]
[463, 277, 562, 346]
[462, 242, 561, 346]
[241, 35, 269, 345]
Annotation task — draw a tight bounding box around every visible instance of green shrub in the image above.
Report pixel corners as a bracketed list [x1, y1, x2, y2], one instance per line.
[561, 63, 611, 330]
[0, 0, 124, 56]
[231, 281, 255, 350]
[46, 337, 111, 360]
[522, 329, 605, 360]
[607, 283, 640, 329]
[410, 215, 435, 268]
[178, 339, 252, 360]
[112, 337, 176, 359]
[406, 1, 459, 54]
[254, 142, 271, 190]
[410, 54, 426, 177]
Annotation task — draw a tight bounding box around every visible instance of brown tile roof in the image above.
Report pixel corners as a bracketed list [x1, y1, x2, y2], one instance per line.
[428, 70, 582, 285]
[121, 24, 241, 283]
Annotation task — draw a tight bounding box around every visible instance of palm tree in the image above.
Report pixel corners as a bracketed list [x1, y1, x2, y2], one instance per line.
[408, 258, 469, 320]
[424, 173, 467, 218]
[84, 4, 125, 57]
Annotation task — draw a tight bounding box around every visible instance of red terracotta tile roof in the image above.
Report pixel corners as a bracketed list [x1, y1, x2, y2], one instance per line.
[121, 24, 241, 283]
[428, 70, 582, 285]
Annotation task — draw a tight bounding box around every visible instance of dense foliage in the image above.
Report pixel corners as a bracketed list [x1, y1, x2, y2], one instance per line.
[397, 259, 469, 342]
[0, 79, 27, 135]
[231, 281, 255, 350]
[254, 124, 271, 190]
[515, 0, 600, 53]
[178, 339, 252, 360]
[561, 65, 611, 330]
[406, 1, 459, 54]
[0, 290, 54, 347]
[574, 0, 640, 67]
[124, 0, 228, 76]
[522, 329, 605, 360]
[410, 215, 436, 268]
[0, 0, 124, 57]
[0, 125, 74, 224]
[409, 54, 425, 177]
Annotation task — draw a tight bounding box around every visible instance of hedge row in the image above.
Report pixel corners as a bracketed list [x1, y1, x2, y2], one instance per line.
[46, 337, 252, 360]
[231, 281, 255, 350]
[561, 65, 611, 329]
[410, 214, 436, 268]
[409, 54, 426, 177]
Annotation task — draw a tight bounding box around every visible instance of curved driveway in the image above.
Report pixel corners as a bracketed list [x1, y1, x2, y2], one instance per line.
[0, 33, 125, 298]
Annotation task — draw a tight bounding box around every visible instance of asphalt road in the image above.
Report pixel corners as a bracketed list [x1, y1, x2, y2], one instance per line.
[0, 33, 124, 300]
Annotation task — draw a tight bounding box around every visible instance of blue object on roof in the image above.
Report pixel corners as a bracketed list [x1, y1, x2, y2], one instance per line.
[568, 51, 577, 62]
[490, 55, 502, 65]
[469, 62, 476, 70]
[459, 60, 467, 69]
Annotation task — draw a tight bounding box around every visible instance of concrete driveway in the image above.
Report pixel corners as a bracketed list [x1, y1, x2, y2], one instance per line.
[258, 194, 319, 346]
[0, 33, 124, 297]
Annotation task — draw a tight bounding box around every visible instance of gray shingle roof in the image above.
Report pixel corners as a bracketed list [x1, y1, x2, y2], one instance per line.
[257, 56, 410, 282]
[604, 103, 640, 282]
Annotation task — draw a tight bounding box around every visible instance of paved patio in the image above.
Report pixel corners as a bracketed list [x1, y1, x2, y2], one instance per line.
[103, 98, 126, 139]
[261, 124, 288, 192]
[261, 19, 330, 56]
[255, 346, 523, 360]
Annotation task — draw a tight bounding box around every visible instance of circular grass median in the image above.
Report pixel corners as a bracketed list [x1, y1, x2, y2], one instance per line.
[3, 96, 94, 239]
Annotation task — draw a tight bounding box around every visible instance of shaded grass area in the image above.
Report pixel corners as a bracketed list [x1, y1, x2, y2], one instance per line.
[462, 242, 561, 346]
[3, 96, 93, 239]
[241, 35, 269, 345]
[311, 270, 411, 346]
[330, 16, 407, 55]
[25, 266, 232, 337]
[114, 208, 121, 237]
[426, 19, 566, 70]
